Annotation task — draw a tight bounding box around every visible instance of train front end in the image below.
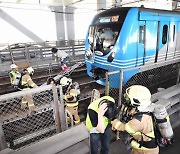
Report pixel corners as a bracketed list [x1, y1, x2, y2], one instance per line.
[85, 7, 129, 88]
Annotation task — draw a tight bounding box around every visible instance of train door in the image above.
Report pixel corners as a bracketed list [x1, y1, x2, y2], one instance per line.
[155, 21, 169, 62]
[176, 22, 180, 51]
[145, 20, 158, 63]
[137, 21, 146, 65]
[167, 22, 178, 60]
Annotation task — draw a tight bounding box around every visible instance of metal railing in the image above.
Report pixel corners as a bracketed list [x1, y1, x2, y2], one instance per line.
[0, 40, 85, 74]
[0, 83, 69, 150]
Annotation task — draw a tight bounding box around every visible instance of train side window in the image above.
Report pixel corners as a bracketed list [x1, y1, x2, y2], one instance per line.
[139, 26, 145, 43]
[162, 25, 168, 44]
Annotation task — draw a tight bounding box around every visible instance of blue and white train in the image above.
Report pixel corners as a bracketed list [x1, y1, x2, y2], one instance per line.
[85, 7, 180, 88]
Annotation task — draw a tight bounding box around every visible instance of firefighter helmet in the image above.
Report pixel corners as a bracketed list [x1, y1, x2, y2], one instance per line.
[126, 85, 151, 111]
[60, 77, 72, 86]
[24, 67, 34, 75]
[60, 77, 72, 94]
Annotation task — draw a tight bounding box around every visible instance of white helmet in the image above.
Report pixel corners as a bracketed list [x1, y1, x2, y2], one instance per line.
[26, 67, 34, 75]
[10, 64, 18, 69]
[60, 77, 72, 86]
[126, 85, 152, 111]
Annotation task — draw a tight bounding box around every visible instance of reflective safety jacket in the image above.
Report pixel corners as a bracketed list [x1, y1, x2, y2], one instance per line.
[86, 96, 115, 133]
[64, 89, 79, 107]
[114, 112, 157, 150]
[21, 74, 37, 90]
[9, 71, 21, 85]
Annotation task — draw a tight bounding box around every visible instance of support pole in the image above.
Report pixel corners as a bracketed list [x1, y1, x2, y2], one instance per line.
[105, 72, 109, 96]
[0, 122, 7, 150]
[58, 85, 67, 131]
[117, 69, 123, 140]
[52, 83, 62, 133]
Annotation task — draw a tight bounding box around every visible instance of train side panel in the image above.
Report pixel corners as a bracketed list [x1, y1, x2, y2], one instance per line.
[114, 8, 140, 85]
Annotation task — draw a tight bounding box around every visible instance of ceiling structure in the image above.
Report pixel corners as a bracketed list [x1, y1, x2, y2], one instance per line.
[0, 0, 180, 11]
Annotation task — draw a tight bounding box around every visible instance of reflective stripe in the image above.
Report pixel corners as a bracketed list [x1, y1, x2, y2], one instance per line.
[125, 120, 155, 138]
[27, 78, 31, 82]
[114, 121, 122, 130]
[66, 102, 78, 107]
[64, 93, 77, 101]
[22, 101, 27, 104]
[125, 123, 136, 135]
[166, 115, 170, 122]
[131, 140, 150, 150]
[31, 83, 36, 87]
[29, 104, 35, 107]
[22, 88, 30, 91]
[146, 131, 155, 138]
[74, 119, 80, 124]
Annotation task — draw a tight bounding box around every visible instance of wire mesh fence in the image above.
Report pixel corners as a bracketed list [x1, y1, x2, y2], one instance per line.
[106, 62, 180, 106]
[0, 84, 65, 150]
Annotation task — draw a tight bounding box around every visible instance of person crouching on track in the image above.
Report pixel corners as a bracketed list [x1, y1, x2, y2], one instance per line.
[111, 85, 159, 154]
[20, 67, 38, 115]
[51, 47, 69, 73]
[64, 89, 80, 125]
[86, 96, 118, 154]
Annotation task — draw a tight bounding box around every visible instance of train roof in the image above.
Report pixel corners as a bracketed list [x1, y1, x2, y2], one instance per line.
[96, 6, 180, 17]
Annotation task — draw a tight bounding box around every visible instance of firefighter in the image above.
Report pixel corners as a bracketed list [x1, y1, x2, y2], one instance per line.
[86, 96, 118, 154]
[111, 85, 159, 154]
[9, 64, 21, 89]
[64, 88, 80, 125]
[20, 67, 38, 114]
[60, 76, 81, 125]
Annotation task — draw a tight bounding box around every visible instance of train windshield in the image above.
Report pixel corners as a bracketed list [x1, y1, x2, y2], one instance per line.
[88, 9, 128, 56]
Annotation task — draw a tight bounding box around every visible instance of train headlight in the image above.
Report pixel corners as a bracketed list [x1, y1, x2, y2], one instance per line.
[85, 50, 93, 60]
[107, 52, 115, 62]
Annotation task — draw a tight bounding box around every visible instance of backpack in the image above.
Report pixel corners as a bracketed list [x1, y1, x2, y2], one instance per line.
[151, 111, 174, 147]
[136, 111, 174, 148]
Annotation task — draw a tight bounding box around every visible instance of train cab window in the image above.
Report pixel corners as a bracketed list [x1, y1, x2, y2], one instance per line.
[162, 25, 168, 44]
[139, 26, 145, 43]
[88, 26, 95, 44]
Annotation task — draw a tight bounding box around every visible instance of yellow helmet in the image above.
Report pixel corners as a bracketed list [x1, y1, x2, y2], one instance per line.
[25, 67, 34, 75]
[126, 85, 151, 111]
[60, 77, 72, 86]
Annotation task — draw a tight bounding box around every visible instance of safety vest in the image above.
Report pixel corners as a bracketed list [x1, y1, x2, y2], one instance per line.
[125, 113, 157, 150]
[64, 91, 78, 107]
[86, 96, 115, 133]
[9, 71, 21, 85]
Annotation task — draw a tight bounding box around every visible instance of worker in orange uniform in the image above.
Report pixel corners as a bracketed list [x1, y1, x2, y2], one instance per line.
[20, 67, 38, 114]
[60, 76, 81, 125]
[64, 88, 80, 125]
[111, 85, 159, 154]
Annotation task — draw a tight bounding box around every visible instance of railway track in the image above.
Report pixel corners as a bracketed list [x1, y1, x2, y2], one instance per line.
[0, 64, 95, 94]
